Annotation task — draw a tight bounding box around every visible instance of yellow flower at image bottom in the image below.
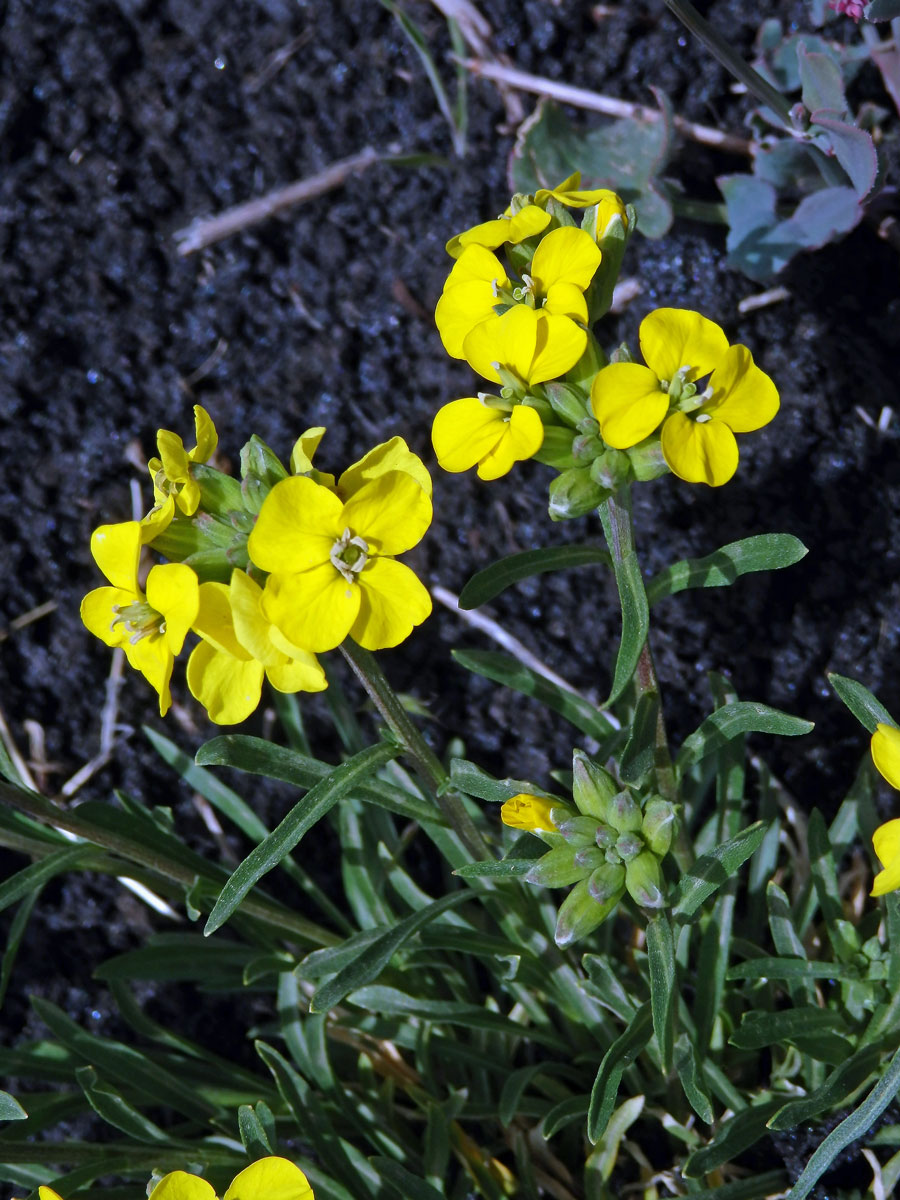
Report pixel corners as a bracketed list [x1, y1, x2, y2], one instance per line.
[148, 1156, 313, 1200]
[80, 520, 198, 716]
[871, 723, 900, 896]
[248, 470, 432, 653]
[187, 571, 326, 724]
[432, 397, 544, 480]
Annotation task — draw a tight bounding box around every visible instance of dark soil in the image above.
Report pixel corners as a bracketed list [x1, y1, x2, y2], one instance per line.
[1, 0, 899, 1186]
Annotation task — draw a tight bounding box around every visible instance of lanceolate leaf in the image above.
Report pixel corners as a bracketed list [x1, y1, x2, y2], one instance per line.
[684, 1100, 783, 1177]
[587, 1003, 653, 1142]
[828, 673, 896, 733]
[0, 1091, 26, 1121]
[767, 1041, 884, 1131]
[458, 545, 611, 609]
[647, 534, 807, 604]
[646, 913, 676, 1071]
[676, 703, 813, 772]
[205, 742, 399, 935]
[603, 546, 649, 708]
[671, 823, 768, 921]
[0, 845, 93, 915]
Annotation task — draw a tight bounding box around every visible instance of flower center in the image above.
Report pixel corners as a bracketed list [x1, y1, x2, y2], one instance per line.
[663, 365, 713, 417]
[330, 528, 369, 582]
[110, 600, 165, 643]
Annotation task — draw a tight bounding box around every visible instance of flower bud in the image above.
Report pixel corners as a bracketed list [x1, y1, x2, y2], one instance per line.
[574, 846, 606, 871]
[625, 852, 666, 909]
[544, 382, 591, 428]
[533, 426, 577, 471]
[588, 862, 626, 905]
[500, 794, 559, 834]
[572, 750, 617, 820]
[641, 797, 676, 858]
[626, 438, 670, 482]
[608, 790, 642, 834]
[548, 466, 609, 522]
[615, 832, 643, 862]
[555, 877, 615, 947]
[526, 846, 587, 888]
[590, 448, 631, 491]
[595, 823, 616, 850]
[555, 814, 602, 845]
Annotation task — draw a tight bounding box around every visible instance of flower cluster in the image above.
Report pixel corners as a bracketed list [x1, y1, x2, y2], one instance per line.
[27, 1156, 313, 1200]
[431, 175, 780, 503]
[82, 409, 433, 723]
[501, 750, 676, 947]
[870, 723, 900, 896]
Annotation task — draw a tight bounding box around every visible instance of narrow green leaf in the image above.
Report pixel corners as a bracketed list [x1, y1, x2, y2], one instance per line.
[499, 1063, 577, 1127]
[0, 889, 40, 1009]
[196, 735, 441, 826]
[693, 890, 735, 1054]
[543, 1093, 590, 1137]
[0, 845, 91, 915]
[75, 1066, 168, 1143]
[618, 691, 659, 786]
[448, 758, 550, 805]
[452, 650, 615, 741]
[768, 1041, 883, 1130]
[675, 1036, 714, 1123]
[95, 934, 255, 984]
[671, 1171, 787, 1200]
[671, 823, 768, 921]
[785, 1044, 900, 1200]
[727, 956, 860, 981]
[458, 545, 610, 609]
[453, 859, 535, 879]
[684, 1100, 782, 1177]
[647, 534, 807, 604]
[730, 1006, 848, 1050]
[646, 913, 676, 1071]
[604, 547, 649, 707]
[587, 1004, 653, 1142]
[238, 1103, 275, 1158]
[807, 808, 860, 962]
[310, 891, 469, 1012]
[371, 1158, 445, 1200]
[204, 742, 398, 935]
[0, 1091, 26, 1120]
[677, 703, 813, 771]
[827, 673, 896, 733]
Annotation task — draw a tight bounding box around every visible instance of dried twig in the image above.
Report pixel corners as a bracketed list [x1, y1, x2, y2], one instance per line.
[0, 701, 37, 790]
[244, 29, 312, 94]
[737, 285, 790, 314]
[0, 599, 58, 643]
[458, 57, 754, 156]
[173, 147, 382, 256]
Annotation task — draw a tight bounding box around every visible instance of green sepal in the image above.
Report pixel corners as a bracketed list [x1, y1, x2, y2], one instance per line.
[555, 813, 603, 845]
[642, 797, 676, 857]
[615, 833, 643, 862]
[544, 197, 576, 226]
[532, 426, 578, 469]
[240, 435, 289, 490]
[589, 211, 630, 322]
[626, 437, 669, 481]
[565, 329, 607, 392]
[548, 466, 610, 521]
[591, 448, 632, 490]
[625, 851, 666, 909]
[194, 462, 244, 514]
[574, 846, 607, 871]
[572, 751, 618, 820]
[544, 381, 591, 427]
[608, 790, 642, 834]
[526, 846, 588, 888]
[555, 877, 616, 947]
[588, 862, 626, 905]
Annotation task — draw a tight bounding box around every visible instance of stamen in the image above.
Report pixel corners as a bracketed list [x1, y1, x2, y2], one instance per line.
[330, 527, 370, 583]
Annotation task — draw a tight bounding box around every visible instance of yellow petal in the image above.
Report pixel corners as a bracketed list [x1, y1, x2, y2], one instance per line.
[175, 476, 201, 516]
[249, 476, 343, 574]
[533, 172, 581, 205]
[444, 243, 509, 290]
[500, 794, 557, 832]
[228, 569, 282, 667]
[432, 398, 508, 473]
[542, 281, 588, 324]
[262, 564, 361, 652]
[591, 363, 668, 449]
[351, 558, 432, 650]
[705, 344, 780, 433]
[460, 313, 516, 383]
[193, 581, 251, 659]
[190, 404, 218, 462]
[639, 308, 729, 384]
[91, 521, 141, 592]
[290, 427, 327, 475]
[873, 816, 900, 868]
[141, 495, 176, 543]
[145, 563, 200, 655]
[223, 1157, 314, 1200]
[81, 586, 136, 648]
[528, 311, 586, 385]
[660, 413, 739, 486]
[477, 405, 544, 480]
[267, 654, 327, 694]
[530, 226, 601, 293]
[125, 636, 175, 717]
[341, 471, 432, 555]
[338, 436, 432, 499]
[435, 279, 503, 359]
[187, 640, 264, 724]
[148, 1170, 219, 1200]
[447, 205, 551, 257]
[157, 428, 191, 484]
[39, 1190, 65, 1200]
[873, 724, 900, 791]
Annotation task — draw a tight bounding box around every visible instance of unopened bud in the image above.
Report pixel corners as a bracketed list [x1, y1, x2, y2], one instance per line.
[555, 877, 615, 947]
[548, 466, 609, 521]
[572, 750, 617, 820]
[626, 439, 670, 482]
[572, 433, 604, 464]
[590, 448, 631, 490]
[608, 790, 642, 834]
[588, 862, 626, 905]
[574, 846, 605, 871]
[625, 852, 666, 909]
[615, 832, 643, 862]
[555, 814, 602, 845]
[641, 797, 676, 858]
[595, 823, 616, 850]
[526, 846, 587, 888]
[544, 382, 590, 428]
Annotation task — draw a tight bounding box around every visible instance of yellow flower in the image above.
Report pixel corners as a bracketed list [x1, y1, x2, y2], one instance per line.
[248, 470, 433, 653]
[500, 793, 558, 833]
[464, 303, 586, 388]
[148, 404, 218, 516]
[534, 171, 628, 236]
[81, 521, 199, 715]
[291, 429, 432, 499]
[435, 245, 510, 360]
[591, 308, 779, 487]
[446, 203, 551, 258]
[432, 397, 543, 480]
[39, 1190, 64, 1200]
[871, 724, 900, 896]
[187, 572, 327, 724]
[148, 1156, 313, 1200]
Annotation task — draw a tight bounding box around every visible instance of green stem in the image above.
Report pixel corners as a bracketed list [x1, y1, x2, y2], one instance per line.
[339, 640, 490, 860]
[663, 0, 793, 130]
